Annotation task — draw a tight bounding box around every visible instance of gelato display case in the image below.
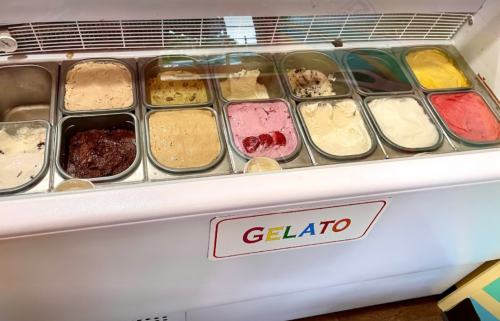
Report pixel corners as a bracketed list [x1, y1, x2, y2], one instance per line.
[1, 1, 500, 321]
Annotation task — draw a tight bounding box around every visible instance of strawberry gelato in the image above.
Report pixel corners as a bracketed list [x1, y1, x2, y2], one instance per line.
[227, 101, 299, 159]
[430, 92, 500, 142]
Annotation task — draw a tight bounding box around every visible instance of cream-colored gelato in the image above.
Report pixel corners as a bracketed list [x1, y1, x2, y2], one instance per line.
[147, 70, 208, 105]
[0, 126, 46, 190]
[368, 97, 439, 148]
[149, 110, 221, 169]
[287, 68, 336, 98]
[220, 69, 269, 100]
[300, 100, 371, 156]
[65, 61, 134, 111]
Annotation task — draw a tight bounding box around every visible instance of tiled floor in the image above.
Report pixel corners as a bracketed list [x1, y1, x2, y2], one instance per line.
[293, 296, 443, 321]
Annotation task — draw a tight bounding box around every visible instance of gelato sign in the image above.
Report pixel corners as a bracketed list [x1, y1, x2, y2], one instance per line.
[208, 199, 390, 260]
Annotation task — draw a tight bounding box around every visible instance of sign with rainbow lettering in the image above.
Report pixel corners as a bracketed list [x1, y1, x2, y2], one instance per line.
[208, 199, 390, 260]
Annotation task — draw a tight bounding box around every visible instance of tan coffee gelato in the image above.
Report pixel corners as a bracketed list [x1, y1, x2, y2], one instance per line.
[300, 100, 371, 156]
[65, 61, 134, 111]
[148, 110, 221, 169]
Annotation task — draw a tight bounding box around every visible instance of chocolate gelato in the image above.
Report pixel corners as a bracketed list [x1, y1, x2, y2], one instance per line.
[66, 129, 136, 179]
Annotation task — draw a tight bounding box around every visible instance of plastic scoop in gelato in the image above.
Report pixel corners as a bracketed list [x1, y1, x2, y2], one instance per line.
[65, 61, 134, 111]
[346, 50, 413, 94]
[220, 69, 269, 100]
[300, 100, 372, 156]
[287, 68, 336, 98]
[66, 129, 136, 179]
[148, 109, 221, 169]
[406, 49, 469, 89]
[227, 101, 298, 159]
[430, 92, 500, 142]
[368, 97, 440, 149]
[55, 179, 95, 192]
[147, 70, 208, 105]
[0, 126, 46, 190]
[244, 157, 282, 173]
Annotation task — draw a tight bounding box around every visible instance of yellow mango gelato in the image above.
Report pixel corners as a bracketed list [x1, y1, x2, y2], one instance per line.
[405, 49, 469, 89]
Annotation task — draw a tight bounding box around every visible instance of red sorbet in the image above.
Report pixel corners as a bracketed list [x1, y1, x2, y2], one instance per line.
[430, 92, 500, 142]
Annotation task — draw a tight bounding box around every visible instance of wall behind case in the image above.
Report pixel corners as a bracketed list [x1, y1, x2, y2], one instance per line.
[0, 0, 486, 24]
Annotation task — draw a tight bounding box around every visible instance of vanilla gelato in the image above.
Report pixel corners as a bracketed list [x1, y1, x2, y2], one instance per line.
[65, 61, 134, 111]
[368, 97, 439, 149]
[0, 126, 46, 190]
[300, 100, 372, 157]
[220, 69, 269, 100]
[147, 70, 208, 105]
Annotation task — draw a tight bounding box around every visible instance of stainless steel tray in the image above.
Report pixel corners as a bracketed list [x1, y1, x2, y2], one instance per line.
[0, 120, 52, 195]
[222, 98, 303, 163]
[144, 107, 226, 174]
[0, 62, 59, 125]
[59, 58, 138, 115]
[363, 94, 444, 153]
[55, 112, 142, 183]
[426, 90, 500, 147]
[295, 99, 377, 160]
[140, 55, 215, 109]
[277, 50, 352, 101]
[398, 46, 474, 93]
[211, 52, 285, 104]
[337, 48, 415, 96]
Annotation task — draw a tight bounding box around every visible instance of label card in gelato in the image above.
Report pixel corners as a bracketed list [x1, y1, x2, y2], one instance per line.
[208, 199, 390, 260]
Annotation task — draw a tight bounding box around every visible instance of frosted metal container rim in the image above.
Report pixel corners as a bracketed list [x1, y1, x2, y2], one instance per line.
[426, 90, 500, 147]
[55, 112, 142, 183]
[140, 55, 215, 110]
[341, 48, 416, 97]
[279, 50, 353, 101]
[295, 98, 377, 161]
[211, 52, 286, 104]
[401, 46, 474, 93]
[0, 119, 52, 195]
[222, 98, 303, 163]
[363, 94, 444, 153]
[59, 58, 138, 115]
[144, 107, 226, 174]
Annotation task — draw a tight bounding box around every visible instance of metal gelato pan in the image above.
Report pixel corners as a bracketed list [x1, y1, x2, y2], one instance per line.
[59, 58, 138, 115]
[426, 91, 500, 147]
[55, 112, 142, 183]
[363, 94, 444, 153]
[0, 120, 52, 195]
[295, 99, 377, 160]
[340, 48, 415, 96]
[401, 46, 473, 93]
[279, 51, 352, 101]
[0, 62, 58, 124]
[222, 98, 302, 163]
[141, 55, 214, 109]
[144, 107, 226, 174]
[212, 52, 285, 104]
